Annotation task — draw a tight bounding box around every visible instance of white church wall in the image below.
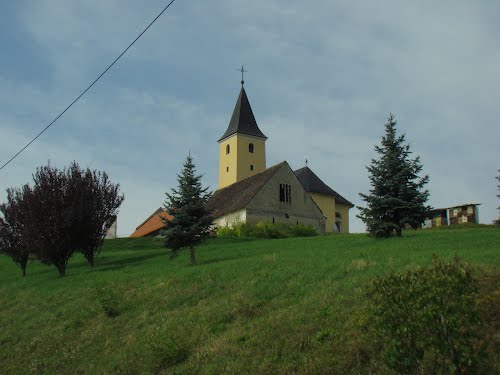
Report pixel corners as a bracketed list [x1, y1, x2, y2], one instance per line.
[213, 209, 247, 228]
[105, 219, 117, 239]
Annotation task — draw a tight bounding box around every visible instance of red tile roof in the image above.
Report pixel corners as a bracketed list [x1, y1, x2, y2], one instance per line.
[130, 208, 172, 237]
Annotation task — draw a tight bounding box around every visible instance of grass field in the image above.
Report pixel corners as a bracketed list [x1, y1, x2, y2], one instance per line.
[0, 228, 499, 374]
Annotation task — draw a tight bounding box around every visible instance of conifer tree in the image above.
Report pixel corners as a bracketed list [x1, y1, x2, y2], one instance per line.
[495, 170, 500, 226]
[358, 114, 431, 237]
[162, 155, 213, 264]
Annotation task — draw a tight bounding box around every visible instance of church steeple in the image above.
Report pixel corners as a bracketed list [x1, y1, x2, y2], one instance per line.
[218, 86, 267, 142]
[218, 84, 267, 189]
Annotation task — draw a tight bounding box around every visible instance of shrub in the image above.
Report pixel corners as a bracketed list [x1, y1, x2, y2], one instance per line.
[216, 221, 317, 239]
[369, 256, 483, 374]
[96, 285, 121, 318]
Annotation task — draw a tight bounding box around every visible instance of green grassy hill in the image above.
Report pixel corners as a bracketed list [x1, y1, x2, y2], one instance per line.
[1, 228, 498, 374]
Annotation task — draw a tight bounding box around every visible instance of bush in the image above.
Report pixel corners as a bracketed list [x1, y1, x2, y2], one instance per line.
[96, 285, 121, 318]
[369, 256, 484, 374]
[216, 221, 317, 239]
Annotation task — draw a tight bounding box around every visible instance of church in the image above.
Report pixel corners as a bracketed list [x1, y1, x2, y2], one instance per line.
[131, 82, 353, 237]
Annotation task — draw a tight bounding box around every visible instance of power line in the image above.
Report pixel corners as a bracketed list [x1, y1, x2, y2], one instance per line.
[0, 0, 177, 172]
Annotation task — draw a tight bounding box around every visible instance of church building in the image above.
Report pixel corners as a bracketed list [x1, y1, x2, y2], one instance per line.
[131, 82, 353, 237]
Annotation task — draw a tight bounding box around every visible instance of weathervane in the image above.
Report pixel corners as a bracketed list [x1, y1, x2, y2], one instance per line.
[238, 65, 247, 85]
[305, 158, 309, 167]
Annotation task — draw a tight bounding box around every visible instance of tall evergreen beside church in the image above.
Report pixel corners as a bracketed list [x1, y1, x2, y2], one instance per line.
[162, 155, 213, 264]
[358, 114, 431, 237]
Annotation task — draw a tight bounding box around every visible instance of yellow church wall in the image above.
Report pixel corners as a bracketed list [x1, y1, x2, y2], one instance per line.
[309, 193, 336, 233]
[218, 134, 266, 189]
[307, 193, 351, 233]
[335, 203, 351, 234]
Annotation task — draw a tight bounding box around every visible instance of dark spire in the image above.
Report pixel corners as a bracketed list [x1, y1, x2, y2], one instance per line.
[218, 86, 267, 142]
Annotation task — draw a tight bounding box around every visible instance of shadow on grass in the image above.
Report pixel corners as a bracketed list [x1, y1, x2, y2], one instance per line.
[197, 256, 244, 266]
[93, 252, 167, 272]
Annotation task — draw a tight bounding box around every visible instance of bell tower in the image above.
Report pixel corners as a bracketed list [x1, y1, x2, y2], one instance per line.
[218, 81, 267, 189]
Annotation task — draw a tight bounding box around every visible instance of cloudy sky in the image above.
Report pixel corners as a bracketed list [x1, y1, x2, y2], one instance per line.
[1, 0, 499, 235]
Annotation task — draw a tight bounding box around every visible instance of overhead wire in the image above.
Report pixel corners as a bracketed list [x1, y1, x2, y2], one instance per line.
[0, 0, 177, 171]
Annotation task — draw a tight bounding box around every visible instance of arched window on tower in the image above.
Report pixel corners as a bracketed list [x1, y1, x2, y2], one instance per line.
[250, 165, 254, 171]
[249, 143, 254, 153]
[226, 144, 230, 154]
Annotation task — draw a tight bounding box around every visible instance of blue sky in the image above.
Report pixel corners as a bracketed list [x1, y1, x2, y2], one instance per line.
[1, 0, 499, 235]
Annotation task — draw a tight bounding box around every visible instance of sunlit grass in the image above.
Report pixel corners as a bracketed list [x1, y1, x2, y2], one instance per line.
[0, 228, 498, 373]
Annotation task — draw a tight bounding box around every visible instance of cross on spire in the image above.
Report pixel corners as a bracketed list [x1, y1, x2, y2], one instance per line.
[238, 65, 247, 86]
[305, 158, 309, 167]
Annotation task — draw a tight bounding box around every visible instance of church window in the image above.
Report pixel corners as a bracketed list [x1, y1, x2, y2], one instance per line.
[226, 144, 230, 154]
[249, 143, 254, 153]
[226, 166, 229, 172]
[250, 164, 254, 171]
[279, 184, 292, 203]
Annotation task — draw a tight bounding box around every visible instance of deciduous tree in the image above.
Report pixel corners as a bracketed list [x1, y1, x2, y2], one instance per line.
[0, 162, 124, 277]
[358, 114, 431, 237]
[0, 186, 33, 277]
[67, 164, 124, 266]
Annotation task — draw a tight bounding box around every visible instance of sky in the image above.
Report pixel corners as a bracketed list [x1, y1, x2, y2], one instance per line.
[0, 0, 499, 235]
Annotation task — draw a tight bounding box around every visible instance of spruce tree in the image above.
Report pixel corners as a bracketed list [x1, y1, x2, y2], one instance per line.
[358, 114, 431, 237]
[162, 155, 213, 264]
[495, 170, 500, 226]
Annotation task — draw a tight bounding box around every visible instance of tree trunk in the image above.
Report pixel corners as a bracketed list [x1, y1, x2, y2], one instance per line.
[57, 262, 66, 277]
[21, 257, 27, 277]
[189, 245, 196, 264]
[87, 253, 94, 267]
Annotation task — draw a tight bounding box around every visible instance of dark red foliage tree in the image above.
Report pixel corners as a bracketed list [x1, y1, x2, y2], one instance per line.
[68, 164, 124, 266]
[0, 162, 124, 277]
[0, 185, 34, 277]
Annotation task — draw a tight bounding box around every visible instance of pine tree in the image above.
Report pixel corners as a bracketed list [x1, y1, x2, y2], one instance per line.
[358, 114, 431, 237]
[162, 155, 213, 264]
[495, 170, 500, 226]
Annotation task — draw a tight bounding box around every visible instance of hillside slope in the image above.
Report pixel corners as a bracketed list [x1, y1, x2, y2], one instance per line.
[0, 228, 498, 373]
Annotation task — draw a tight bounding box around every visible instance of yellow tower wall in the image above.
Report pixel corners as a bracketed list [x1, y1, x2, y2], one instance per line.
[218, 134, 266, 189]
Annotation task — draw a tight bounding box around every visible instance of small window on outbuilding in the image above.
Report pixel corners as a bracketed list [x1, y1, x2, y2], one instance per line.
[249, 143, 254, 153]
[226, 144, 230, 154]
